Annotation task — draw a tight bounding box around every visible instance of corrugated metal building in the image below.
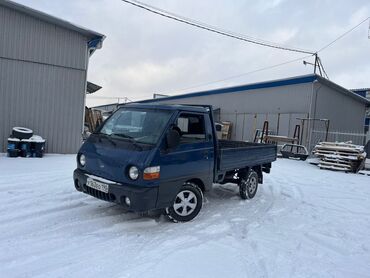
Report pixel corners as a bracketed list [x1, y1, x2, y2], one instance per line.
[352, 88, 370, 132]
[134, 74, 369, 149]
[0, 0, 105, 153]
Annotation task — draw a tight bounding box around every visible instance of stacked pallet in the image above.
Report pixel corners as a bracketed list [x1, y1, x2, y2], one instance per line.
[220, 121, 232, 140]
[85, 107, 103, 132]
[312, 142, 366, 172]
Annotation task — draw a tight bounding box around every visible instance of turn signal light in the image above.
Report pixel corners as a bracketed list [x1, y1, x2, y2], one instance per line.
[143, 166, 160, 180]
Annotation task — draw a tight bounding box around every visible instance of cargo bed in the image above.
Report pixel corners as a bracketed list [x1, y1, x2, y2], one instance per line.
[217, 140, 277, 172]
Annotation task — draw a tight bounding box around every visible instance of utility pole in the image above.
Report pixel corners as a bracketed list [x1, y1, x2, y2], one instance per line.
[304, 53, 326, 78]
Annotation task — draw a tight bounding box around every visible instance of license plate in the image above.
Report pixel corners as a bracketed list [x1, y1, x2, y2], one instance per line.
[86, 178, 109, 193]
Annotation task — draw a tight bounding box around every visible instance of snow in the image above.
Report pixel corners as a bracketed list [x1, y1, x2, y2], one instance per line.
[28, 135, 46, 143]
[1, 154, 370, 278]
[7, 138, 20, 142]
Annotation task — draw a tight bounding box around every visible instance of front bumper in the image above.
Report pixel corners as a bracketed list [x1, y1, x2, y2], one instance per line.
[73, 169, 158, 212]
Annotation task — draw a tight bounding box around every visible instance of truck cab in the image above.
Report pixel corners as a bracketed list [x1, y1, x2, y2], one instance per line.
[73, 104, 276, 222]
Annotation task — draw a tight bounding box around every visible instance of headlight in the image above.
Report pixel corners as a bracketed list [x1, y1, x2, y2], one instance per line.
[128, 166, 139, 180]
[79, 154, 86, 167]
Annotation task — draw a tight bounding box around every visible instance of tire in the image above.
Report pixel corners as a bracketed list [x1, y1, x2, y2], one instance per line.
[12, 127, 33, 140]
[239, 170, 258, 199]
[165, 183, 203, 222]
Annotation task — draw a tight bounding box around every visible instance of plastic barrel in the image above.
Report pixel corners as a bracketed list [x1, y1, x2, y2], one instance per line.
[7, 138, 20, 158]
[20, 139, 32, 157]
[30, 136, 46, 158]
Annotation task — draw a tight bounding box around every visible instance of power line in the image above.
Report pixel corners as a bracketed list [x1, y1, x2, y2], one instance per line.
[161, 54, 313, 94]
[119, 1, 369, 97]
[317, 16, 370, 52]
[121, 0, 315, 55]
[88, 55, 313, 104]
[312, 16, 369, 78]
[122, 0, 369, 55]
[159, 15, 370, 90]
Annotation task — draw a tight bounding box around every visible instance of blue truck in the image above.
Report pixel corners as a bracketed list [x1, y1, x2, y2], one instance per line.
[73, 104, 277, 222]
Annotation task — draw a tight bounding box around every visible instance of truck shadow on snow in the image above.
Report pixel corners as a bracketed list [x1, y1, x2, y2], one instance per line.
[82, 183, 263, 226]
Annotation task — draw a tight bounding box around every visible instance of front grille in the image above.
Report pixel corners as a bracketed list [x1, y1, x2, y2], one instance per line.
[85, 186, 116, 202]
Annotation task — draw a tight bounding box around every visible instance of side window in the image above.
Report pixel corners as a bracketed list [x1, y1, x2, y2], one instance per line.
[175, 113, 206, 144]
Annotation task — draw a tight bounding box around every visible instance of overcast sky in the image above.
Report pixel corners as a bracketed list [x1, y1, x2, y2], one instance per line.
[16, 0, 370, 107]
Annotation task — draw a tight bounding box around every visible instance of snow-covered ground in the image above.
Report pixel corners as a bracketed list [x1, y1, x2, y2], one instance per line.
[0, 154, 370, 278]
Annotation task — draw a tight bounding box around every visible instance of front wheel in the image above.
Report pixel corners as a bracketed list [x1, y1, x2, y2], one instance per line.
[165, 183, 203, 222]
[239, 170, 258, 199]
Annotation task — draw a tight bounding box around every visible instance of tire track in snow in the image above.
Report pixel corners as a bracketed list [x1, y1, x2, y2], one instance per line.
[2, 157, 370, 277]
[303, 232, 348, 256]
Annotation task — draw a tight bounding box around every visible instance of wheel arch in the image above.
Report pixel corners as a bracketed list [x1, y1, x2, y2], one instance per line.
[186, 178, 205, 192]
[252, 165, 263, 184]
[238, 166, 263, 184]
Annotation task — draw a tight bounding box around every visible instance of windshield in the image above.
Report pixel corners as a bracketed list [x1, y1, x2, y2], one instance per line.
[99, 108, 173, 145]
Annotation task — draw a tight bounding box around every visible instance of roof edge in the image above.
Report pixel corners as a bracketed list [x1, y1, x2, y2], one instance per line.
[316, 76, 370, 106]
[1, 0, 105, 40]
[135, 74, 317, 104]
[91, 102, 120, 109]
[350, 88, 370, 92]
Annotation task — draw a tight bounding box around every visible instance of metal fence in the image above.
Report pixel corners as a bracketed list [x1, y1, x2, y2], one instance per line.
[310, 130, 368, 149]
[217, 110, 370, 152]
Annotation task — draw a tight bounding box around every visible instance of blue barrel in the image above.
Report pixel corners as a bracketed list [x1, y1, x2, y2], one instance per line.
[29, 136, 46, 158]
[20, 139, 32, 157]
[7, 138, 20, 157]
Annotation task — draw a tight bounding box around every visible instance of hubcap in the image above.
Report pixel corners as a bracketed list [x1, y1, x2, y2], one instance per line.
[248, 176, 257, 194]
[173, 190, 197, 216]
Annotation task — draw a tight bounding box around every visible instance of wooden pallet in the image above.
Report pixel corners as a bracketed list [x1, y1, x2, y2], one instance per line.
[85, 107, 103, 132]
[221, 122, 232, 140]
[319, 164, 351, 172]
[319, 160, 352, 171]
[313, 150, 363, 160]
[313, 141, 366, 173]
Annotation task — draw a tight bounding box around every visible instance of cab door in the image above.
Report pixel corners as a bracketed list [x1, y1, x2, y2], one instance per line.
[156, 112, 214, 208]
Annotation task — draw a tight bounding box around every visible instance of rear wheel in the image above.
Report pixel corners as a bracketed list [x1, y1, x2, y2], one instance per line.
[239, 170, 258, 199]
[165, 183, 203, 222]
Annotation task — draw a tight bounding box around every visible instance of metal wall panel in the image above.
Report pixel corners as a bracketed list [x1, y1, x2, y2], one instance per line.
[0, 5, 88, 70]
[0, 58, 86, 153]
[148, 83, 313, 114]
[311, 82, 366, 133]
[143, 83, 313, 141]
[0, 5, 91, 153]
[141, 81, 367, 144]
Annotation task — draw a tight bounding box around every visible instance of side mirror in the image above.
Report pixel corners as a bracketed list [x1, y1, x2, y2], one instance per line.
[166, 129, 180, 149]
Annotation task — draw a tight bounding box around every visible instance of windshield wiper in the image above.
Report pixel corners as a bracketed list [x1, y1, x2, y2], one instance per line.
[111, 133, 143, 151]
[111, 133, 134, 140]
